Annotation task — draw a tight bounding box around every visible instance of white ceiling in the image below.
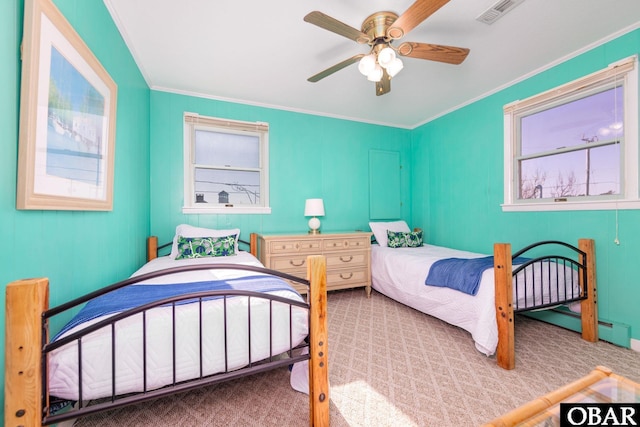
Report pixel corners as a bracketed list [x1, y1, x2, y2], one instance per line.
[103, 0, 640, 129]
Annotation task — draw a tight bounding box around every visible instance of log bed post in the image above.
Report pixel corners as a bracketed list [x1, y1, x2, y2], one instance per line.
[578, 238, 598, 343]
[493, 243, 515, 370]
[147, 236, 158, 261]
[250, 233, 258, 257]
[307, 255, 329, 427]
[5, 278, 49, 427]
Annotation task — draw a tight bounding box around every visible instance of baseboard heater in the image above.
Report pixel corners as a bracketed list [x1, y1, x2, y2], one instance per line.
[523, 307, 630, 348]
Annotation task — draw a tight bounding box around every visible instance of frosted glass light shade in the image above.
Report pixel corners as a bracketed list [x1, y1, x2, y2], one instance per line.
[367, 65, 383, 82]
[358, 54, 376, 76]
[386, 57, 404, 77]
[378, 47, 396, 68]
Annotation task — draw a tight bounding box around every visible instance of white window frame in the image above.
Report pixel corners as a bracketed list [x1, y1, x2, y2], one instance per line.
[182, 112, 271, 214]
[502, 56, 638, 212]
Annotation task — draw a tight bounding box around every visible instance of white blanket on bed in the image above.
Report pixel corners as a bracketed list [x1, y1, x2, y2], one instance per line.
[371, 244, 580, 356]
[48, 253, 308, 400]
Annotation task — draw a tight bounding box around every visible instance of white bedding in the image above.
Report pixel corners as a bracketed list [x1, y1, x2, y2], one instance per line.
[48, 252, 308, 400]
[371, 244, 580, 356]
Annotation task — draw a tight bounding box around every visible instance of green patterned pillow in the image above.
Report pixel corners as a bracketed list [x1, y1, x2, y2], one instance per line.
[175, 235, 236, 259]
[387, 230, 423, 248]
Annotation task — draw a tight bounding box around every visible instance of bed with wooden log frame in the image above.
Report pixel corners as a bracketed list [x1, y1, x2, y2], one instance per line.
[369, 224, 598, 370]
[493, 239, 597, 369]
[5, 232, 329, 426]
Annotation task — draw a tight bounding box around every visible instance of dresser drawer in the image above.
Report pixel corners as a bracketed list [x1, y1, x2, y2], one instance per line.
[323, 236, 370, 252]
[327, 268, 368, 288]
[269, 255, 309, 272]
[268, 239, 322, 254]
[285, 268, 367, 294]
[325, 251, 368, 268]
[271, 250, 368, 272]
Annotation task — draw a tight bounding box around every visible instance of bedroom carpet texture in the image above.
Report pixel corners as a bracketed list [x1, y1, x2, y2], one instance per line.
[73, 288, 640, 427]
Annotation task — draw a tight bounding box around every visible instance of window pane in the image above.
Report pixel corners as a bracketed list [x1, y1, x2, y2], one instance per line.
[520, 85, 624, 156]
[194, 168, 261, 205]
[519, 144, 620, 199]
[194, 130, 259, 168]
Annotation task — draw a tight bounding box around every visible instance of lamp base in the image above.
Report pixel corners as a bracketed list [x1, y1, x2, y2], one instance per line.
[307, 217, 321, 235]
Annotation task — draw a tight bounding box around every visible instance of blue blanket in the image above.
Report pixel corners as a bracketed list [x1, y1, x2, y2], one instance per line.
[425, 256, 529, 296]
[54, 275, 296, 340]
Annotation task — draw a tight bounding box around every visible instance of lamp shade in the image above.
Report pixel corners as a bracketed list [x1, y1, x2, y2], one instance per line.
[367, 64, 383, 82]
[358, 54, 376, 76]
[304, 198, 325, 217]
[377, 47, 396, 68]
[386, 57, 404, 77]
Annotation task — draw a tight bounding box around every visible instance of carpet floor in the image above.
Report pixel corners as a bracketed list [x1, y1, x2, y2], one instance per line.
[73, 288, 640, 426]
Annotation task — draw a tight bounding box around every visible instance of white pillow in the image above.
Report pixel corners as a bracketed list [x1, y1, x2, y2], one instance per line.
[369, 221, 411, 247]
[170, 224, 241, 259]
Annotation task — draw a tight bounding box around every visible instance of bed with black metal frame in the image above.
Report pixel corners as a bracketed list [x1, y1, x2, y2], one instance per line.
[5, 233, 329, 426]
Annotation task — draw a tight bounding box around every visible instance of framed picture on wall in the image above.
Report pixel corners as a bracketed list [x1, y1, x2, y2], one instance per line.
[17, 0, 117, 210]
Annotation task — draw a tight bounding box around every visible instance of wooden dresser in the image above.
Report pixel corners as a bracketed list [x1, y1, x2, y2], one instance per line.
[257, 232, 372, 296]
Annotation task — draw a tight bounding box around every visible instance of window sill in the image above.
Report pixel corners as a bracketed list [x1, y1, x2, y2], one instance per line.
[502, 199, 640, 212]
[182, 206, 272, 214]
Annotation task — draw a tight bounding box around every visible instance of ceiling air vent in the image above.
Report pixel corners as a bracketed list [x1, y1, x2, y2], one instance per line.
[476, 0, 524, 25]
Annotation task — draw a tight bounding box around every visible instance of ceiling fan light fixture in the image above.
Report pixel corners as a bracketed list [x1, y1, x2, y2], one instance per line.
[367, 65, 383, 82]
[386, 57, 404, 77]
[358, 54, 377, 76]
[304, 1, 470, 95]
[377, 47, 396, 68]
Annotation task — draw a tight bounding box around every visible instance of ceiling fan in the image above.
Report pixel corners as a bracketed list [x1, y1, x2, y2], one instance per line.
[304, 0, 470, 96]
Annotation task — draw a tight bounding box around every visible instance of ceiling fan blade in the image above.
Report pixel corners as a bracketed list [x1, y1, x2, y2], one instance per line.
[304, 11, 372, 44]
[308, 54, 365, 83]
[397, 42, 469, 65]
[375, 69, 391, 96]
[387, 0, 450, 39]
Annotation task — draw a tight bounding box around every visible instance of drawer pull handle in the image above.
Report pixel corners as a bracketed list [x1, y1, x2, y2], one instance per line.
[340, 256, 353, 262]
[290, 260, 305, 267]
[340, 273, 353, 280]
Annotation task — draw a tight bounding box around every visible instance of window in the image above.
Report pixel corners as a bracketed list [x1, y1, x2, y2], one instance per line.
[503, 56, 638, 211]
[183, 113, 270, 214]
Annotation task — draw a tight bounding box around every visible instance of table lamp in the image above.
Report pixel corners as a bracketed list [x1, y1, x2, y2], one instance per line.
[304, 198, 325, 234]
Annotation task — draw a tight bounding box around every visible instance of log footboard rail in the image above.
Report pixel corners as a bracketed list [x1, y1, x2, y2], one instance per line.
[493, 238, 597, 370]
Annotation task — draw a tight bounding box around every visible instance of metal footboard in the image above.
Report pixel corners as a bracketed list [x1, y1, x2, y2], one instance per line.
[41, 264, 311, 425]
[510, 241, 588, 313]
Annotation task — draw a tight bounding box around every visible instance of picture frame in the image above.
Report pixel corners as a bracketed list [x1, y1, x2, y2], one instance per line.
[17, 0, 117, 210]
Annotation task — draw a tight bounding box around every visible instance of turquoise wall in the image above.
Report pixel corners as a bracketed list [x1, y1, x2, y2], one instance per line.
[1, 0, 639, 421]
[0, 0, 150, 416]
[411, 29, 640, 343]
[149, 91, 413, 245]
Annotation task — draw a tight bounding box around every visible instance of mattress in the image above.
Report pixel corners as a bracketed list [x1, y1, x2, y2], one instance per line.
[370, 244, 580, 356]
[48, 252, 308, 400]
